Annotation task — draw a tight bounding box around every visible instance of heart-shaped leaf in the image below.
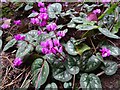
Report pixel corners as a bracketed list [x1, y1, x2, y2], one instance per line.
[102, 61, 118, 75]
[65, 41, 77, 55]
[65, 55, 80, 75]
[53, 63, 72, 82]
[81, 55, 101, 72]
[75, 43, 90, 55]
[24, 4, 33, 11]
[80, 73, 102, 89]
[3, 39, 17, 51]
[16, 44, 34, 58]
[48, 3, 62, 18]
[32, 58, 49, 89]
[98, 28, 120, 39]
[72, 17, 84, 24]
[45, 83, 58, 90]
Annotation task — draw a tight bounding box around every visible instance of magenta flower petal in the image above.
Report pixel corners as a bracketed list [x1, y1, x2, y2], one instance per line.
[13, 57, 22, 67]
[14, 20, 21, 25]
[46, 23, 57, 31]
[38, 2, 44, 7]
[1, 23, 10, 29]
[100, 47, 111, 57]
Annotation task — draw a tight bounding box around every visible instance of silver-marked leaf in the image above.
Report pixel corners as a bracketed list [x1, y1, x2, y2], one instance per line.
[24, 4, 33, 11]
[45, 83, 58, 90]
[63, 82, 72, 89]
[16, 44, 34, 58]
[48, 3, 62, 18]
[0, 30, 3, 37]
[72, 17, 83, 24]
[80, 73, 102, 90]
[0, 39, 2, 50]
[3, 39, 17, 51]
[32, 59, 49, 89]
[65, 55, 80, 75]
[76, 25, 98, 30]
[98, 28, 120, 39]
[28, 12, 39, 18]
[53, 63, 72, 82]
[65, 41, 77, 55]
[102, 61, 118, 75]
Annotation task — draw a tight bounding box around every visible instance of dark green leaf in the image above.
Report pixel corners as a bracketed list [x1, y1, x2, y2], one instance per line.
[98, 28, 120, 39]
[53, 63, 72, 82]
[3, 39, 17, 51]
[80, 73, 102, 89]
[45, 83, 58, 90]
[16, 44, 34, 58]
[82, 55, 101, 72]
[102, 61, 118, 75]
[65, 41, 77, 55]
[65, 55, 80, 75]
[32, 59, 49, 89]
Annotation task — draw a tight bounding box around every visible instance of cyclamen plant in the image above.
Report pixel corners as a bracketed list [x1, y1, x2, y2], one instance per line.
[1, 1, 120, 90]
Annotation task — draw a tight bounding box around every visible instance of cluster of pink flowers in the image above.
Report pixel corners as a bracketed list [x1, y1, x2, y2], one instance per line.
[100, 47, 111, 57]
[46, 23, 57, 31]
[1, 23, 10, 29]
[30, 2, 48, 27]
[13, 57, 22, 67]
[40, 39, 63, 54]
[14, 34, 25, 41]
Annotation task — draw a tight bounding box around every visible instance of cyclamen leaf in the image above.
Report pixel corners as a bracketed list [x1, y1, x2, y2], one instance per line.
[28, 12, 39, 18]
[80, 73, 102, 89]
[45, 83, 58, 90]
[16, 44, 34, 58]
[24, 4, 33, 11]
[65, 41, 78, 55]
[3, 39, 17, 51]
[0, 39, 2, 50]
[98, 28, 120, 39]
[102, 61, 118, 75]
[65, 55, 80, 75]
[32, 59, 49, 89]
[0, 30, 3, 37]
[76, 25, 98, 31]
[48, 3, 62, 18]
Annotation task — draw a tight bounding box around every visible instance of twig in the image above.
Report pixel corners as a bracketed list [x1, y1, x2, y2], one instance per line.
[72, 74, 76, 90]
[89, 38, 96, 53]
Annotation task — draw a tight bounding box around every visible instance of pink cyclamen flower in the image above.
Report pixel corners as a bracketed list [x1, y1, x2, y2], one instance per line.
[53, 39, 61, 46]
[46, 23, 57, 31]
[38, 13, 48, 21]
[14, 20, 21, 25]
[41, 48, 49, 54]
[40, 8, 47, 13]
[87, 13, 98, 21]
[40, 20, 47, 27]
[57, 31, 66, 37]
[1, 0, 7, 2]
[102, 0, 111, 4]
[30, 18, 39, 25]
[93, 9, 101, 14]
[38, 2, 44, 7]
[100, 47, 111, 57]
[1, 23, 10, 29]
[14, 34, 25, 41]
[13, 57, 22, 67]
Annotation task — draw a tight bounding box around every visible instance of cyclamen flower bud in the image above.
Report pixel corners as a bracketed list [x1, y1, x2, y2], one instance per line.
[100, 47, 111, 57]
[13, 57, 22, 67]
[14, 20, 21, 25]
[1, 23, 10, 29]
[14, 34, 25, 41]
[86, 13, 98, 21]
[46, 23, 57, 31]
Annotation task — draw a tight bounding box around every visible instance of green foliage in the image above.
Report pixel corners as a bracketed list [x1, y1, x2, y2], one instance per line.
[101, 61, 118, 75]
[45, 83, 58, 90]
[48, 3, 62, 18]
[31, 58, 49, 89]
[80, 73, 102, 90]
[3, 39, 17, 51]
